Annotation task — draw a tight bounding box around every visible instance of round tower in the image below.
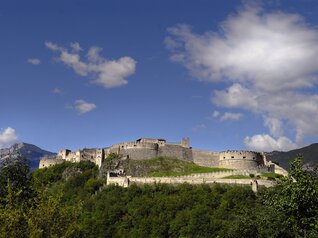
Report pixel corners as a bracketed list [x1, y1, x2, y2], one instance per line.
[219, 150, 264, 170]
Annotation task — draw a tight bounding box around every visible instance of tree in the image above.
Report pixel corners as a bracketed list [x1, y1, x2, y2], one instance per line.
[263, 156, 318, 237]
[0, 156, 33, 205]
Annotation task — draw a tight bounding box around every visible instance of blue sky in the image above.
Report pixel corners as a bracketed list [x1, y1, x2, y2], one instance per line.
[1, 0, 318, 153]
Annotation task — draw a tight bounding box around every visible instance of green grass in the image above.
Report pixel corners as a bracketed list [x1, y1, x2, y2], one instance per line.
[125, 156, 231, 177]
[261, 172, 283, 180]
[223, 175, 251, 179]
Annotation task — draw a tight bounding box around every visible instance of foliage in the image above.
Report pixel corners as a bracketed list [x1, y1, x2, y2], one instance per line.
[262, 156, 318, 237]
[1, 155, 317, 237]
[31, 160, 98, 189]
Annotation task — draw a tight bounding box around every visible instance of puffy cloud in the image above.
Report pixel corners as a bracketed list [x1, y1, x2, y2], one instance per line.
[0, 127, 19, 149]
[74, 100, 96, 114]
[166, 8, 318, 92]
[212, 110, 242, 122]
[45, 41, 136, 88]
[213, 84, 258, 110]
[220, 112, 243, 121]
[244, 134, 297, 152]
[212, 86, 318, 143]
[27, 58, 41, 65]
[166, 4, 318, 149]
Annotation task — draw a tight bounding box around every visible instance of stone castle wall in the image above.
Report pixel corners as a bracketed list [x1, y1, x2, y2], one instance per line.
[108, 142, 159, 160]
[39, 158, 64, 168]
[192, 149, 219, 167]
[39, 137, 287, 175]
[219, 150, 263, 170]
[158, 144, 192, 161]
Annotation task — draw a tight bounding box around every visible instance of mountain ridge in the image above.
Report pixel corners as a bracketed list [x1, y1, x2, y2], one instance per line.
[265, 143, 318, 171]
[0, 143, 56, 169]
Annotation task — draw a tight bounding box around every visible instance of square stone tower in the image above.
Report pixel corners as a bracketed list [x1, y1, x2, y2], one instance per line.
[181, 137, 190, 148]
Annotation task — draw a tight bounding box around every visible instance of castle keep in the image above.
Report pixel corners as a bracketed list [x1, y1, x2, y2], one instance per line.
[39, 137, 286, 175]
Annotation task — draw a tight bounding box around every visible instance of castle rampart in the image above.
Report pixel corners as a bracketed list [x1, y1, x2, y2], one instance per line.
[192, 149, 219, 167]
[158, 144, 192, 161]
[219, 150, 263, 170]
[39, 137, 288, 176]
[39, 158, 64, 168]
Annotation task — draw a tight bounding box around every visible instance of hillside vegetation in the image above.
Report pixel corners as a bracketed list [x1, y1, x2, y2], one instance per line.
[125, 156, 231, 177]
[0, 156, 317, 237]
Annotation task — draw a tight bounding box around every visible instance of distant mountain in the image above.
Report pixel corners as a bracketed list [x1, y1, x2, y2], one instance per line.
[266, 143, 318, 171]
[0, 143, 56, 170]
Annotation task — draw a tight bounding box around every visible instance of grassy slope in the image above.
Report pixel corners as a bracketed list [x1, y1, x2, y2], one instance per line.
[125, 156, 231, 177]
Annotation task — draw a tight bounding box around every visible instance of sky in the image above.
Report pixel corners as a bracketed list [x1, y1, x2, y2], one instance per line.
[1, 0, 318, 153]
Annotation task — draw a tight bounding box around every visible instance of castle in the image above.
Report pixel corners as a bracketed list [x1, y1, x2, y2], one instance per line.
[39, 137, 287, 175]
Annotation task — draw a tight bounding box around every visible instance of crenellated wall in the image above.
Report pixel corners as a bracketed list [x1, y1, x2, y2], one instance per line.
[39, 137, 288, 175]
[110, 142, 159, 160]
[219, 151, 263, 170]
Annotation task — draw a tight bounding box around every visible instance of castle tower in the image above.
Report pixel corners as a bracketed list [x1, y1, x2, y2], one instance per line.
[57, 149, 70, 159]
[75, 149, 81, 163]
[181, 137, 190, 148]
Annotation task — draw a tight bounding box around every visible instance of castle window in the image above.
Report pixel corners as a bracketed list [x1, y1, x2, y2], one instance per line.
[223, 157, 226, 159]
[231, 156, 234, 159]
[253, 157, 255, 160]
[243, 156, 246, 159]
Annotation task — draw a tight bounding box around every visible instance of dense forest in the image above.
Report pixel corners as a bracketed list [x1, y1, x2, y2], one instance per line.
[0, 156, 317, 238]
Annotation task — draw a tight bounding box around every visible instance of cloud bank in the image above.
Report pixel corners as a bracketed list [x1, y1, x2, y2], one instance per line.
[45, 42, 136, 88]
[166, 5, 318, 151]
[0, 127, 19, 149]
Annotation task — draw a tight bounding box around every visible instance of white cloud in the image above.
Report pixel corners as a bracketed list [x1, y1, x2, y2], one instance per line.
[166, 8, 318, 92]
[45, 41, 136, 88]
[166, 4, 318, 148]
[74, 100, 96, 114]
[212, 110, 242, 121]
[27, 58, 41, 65]
[244, 134, 297, 152]
[212, 110, 220, 118]
[52, 87, 63, 95]
[0, 127, 19, 149]
[70, 42, 82, 52]
[220, 112, 243, 121]
[264, 117, 283, 137]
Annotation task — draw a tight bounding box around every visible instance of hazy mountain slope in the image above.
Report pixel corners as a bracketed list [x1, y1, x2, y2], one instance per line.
[0, 143, 56, 169]
[266, 143, 318, 171]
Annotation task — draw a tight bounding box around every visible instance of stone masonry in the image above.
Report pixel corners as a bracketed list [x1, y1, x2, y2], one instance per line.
[39, 137, 288, 176]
